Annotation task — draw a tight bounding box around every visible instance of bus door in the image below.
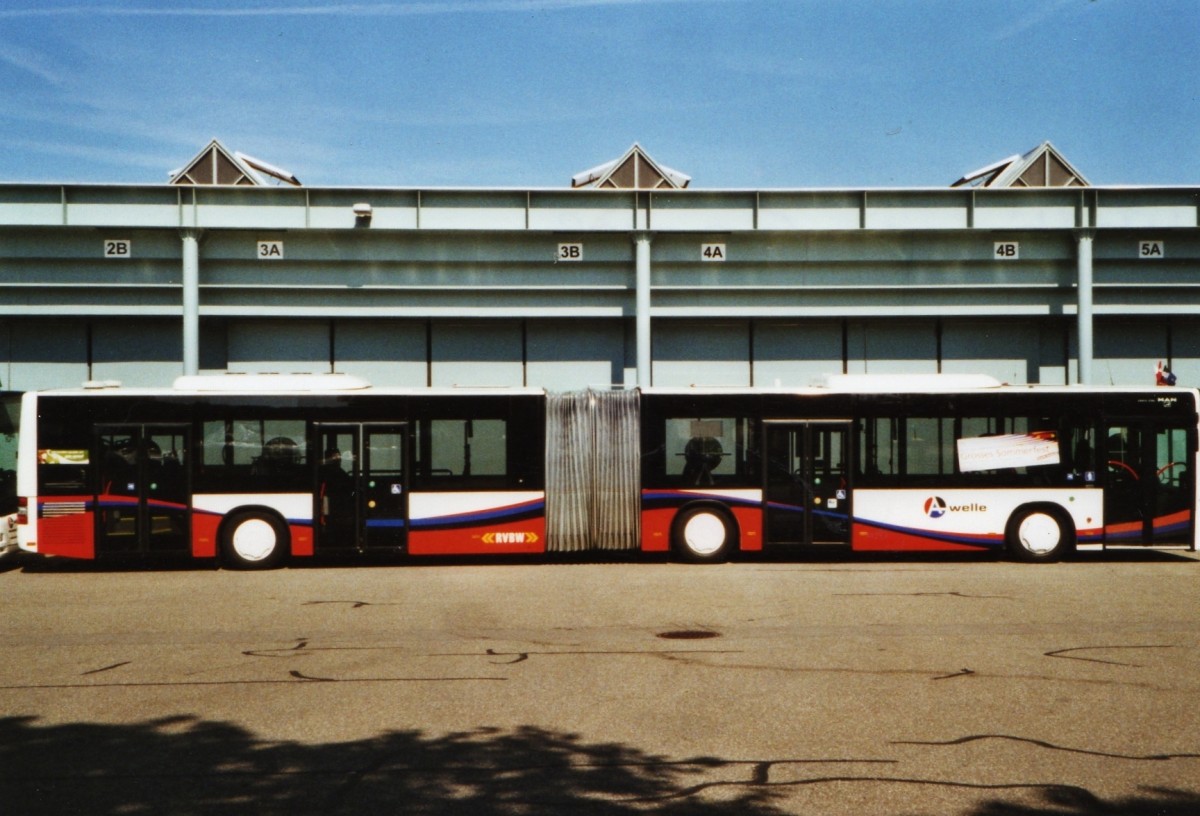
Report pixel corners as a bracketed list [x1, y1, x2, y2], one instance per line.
[764, 421, 852, 547]
[1103, 421, 1194, 546]
[315, 423, 408, 552]
[95, 424, 190, 555]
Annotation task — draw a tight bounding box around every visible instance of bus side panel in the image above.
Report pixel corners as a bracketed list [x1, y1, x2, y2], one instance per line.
[192, 510, 220, 558]
[37, 498, 95, 559]
[408, 492, 545, 555]
[1101, 509, 1192, 545]
[640, 505, 673, 552]
[290, 524, 314, 557]
[851, 521, 998, 552]
[852, 489, 1103, 552]
[640, 489, 764, 552]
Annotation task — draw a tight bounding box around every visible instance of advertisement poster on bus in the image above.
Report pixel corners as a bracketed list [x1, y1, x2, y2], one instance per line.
[956, 432, 1059, 473]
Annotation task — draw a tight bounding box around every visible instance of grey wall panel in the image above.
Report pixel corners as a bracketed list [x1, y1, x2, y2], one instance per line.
[526, 320, 625, 390]
[652, 321, 750, 387]
[1038, 323, 1069, 385]
[848, 321, 937, 375]
[941, 320, 1040, 384]
[228, 320, 330, 374]
[1168, 319, 1200, 387]
[753, 321, 843, 386]
[92, 321, 182, 386]
[1093, 318, 1167, 386]
[5, 322, 88, 390]
[334, 320, 427, 387]
[430, 322, 523, 387]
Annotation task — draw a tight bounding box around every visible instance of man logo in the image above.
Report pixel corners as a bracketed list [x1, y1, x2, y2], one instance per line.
[924, 496, 947, 519]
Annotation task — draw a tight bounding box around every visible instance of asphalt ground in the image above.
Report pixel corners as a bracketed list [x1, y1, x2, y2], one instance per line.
[0, 548, 1198, 815]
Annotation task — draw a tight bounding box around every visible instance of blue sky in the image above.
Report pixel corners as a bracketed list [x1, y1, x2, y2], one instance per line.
[0, 0, 1196, 189]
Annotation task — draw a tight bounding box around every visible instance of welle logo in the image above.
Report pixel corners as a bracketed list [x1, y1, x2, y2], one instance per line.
[924, 496, 988, 519]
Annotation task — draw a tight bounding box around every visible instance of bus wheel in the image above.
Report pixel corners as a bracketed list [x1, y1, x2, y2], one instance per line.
[1006, 506, 1072, 563]
[222, 511, 288, 569]
[672, 506, 734, 563]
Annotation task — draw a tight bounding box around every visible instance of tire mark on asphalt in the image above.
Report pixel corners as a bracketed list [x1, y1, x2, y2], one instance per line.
[648, 653, 1169, 688]
[81, 661, 131, 676]
[892, 734, 1200, 760]
[631, 775, 1099, 803]
[303, 601, 404, 609]
[486, 648, 528, 664]
[932, 668, 975, 680]
[244, 644, 740, 660]
[0, 674, 505, 690]
[1045, 644, 1177, 667]
[834, 592, 1013, 600]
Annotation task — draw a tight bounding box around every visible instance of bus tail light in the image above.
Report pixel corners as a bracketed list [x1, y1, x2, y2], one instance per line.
[17, 497, 28, 525]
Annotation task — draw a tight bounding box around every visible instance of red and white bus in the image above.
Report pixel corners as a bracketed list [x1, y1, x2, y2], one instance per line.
[16, 374, 1198, 567]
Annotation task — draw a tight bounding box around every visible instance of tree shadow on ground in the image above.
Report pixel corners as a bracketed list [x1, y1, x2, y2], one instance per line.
[2, 715, 1198, 815]
[969, 785, 1200, 816]
[0, 715, 786, 815]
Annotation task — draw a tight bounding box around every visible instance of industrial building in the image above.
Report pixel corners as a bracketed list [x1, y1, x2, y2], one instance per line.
[1, 140, 1197, 392]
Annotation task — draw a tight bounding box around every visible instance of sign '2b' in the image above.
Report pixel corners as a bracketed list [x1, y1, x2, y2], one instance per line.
[104, 239, 132, 258]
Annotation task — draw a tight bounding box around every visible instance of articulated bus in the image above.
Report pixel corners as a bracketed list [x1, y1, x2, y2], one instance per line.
[16, 374, 1199, 567]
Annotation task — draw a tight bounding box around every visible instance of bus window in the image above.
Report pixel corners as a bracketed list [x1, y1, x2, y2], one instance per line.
[904, 417, 953, 477]
[858, 417, 898, 479]
[411, 417, 510, 490]
[1155, 427, 1193, 529]
[200, 418, 307, 490]
[0, 396, 16, 516]
[663, 416, 752, 486]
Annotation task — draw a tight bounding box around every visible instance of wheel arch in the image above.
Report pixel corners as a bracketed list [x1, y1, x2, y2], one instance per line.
[218, 505, 292, 569]
[670, 500, 741, 562]
[1005, 501, 1077, 562]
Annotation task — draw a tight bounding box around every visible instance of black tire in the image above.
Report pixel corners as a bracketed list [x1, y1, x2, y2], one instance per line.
[221, 511, 289, 570]
[1006, 506, 1073, 563]
[672, 506, 735, 563]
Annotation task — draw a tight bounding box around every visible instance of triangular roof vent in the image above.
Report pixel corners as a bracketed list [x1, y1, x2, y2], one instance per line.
[952, 141, 1088, 188]
[572, 143, 690, 189]
[169, 139, 301, 186]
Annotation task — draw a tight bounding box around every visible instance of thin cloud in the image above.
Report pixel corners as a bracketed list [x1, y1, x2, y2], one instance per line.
[4, 136, 176, 172]
[0, 0, 740, 19]
[991, 0, 1083, 41]
[0, 40, 67, 85]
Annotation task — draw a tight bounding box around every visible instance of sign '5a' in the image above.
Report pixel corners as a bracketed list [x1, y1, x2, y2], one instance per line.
[1139, 240, 1165, 259]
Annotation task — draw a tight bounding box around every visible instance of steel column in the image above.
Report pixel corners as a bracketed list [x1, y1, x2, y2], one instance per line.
[181, 229, 200, 376]
[1075, 229, 1095, 385]
[634, 232, 652, 388]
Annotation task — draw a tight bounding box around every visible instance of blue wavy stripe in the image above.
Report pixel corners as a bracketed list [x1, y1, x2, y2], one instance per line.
[410, 499, 545, 531]
[642, 490, 761, 509]
[853, 517, 1005, 550]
